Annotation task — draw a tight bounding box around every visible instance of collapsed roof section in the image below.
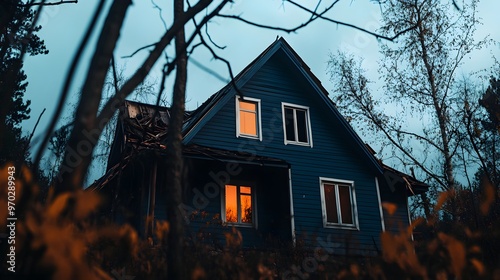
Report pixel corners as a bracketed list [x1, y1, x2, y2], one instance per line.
[88, 100, 289, 192]
[121, 100, 171, 148]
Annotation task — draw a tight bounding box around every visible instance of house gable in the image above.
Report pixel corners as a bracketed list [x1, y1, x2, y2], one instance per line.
[183, 38, 382, 174]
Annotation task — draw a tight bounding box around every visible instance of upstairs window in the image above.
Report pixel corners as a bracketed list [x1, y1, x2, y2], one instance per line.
[236, 97, 261, 140]
[319, 178, 359, 229]
[282, 103, 312, 146]
[223, 184, 254, 226]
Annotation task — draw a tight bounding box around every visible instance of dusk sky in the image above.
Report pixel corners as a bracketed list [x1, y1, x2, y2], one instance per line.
[21, 0, 499, 183]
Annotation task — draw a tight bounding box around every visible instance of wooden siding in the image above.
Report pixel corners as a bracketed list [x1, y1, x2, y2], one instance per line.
[187, 49, 384, 253]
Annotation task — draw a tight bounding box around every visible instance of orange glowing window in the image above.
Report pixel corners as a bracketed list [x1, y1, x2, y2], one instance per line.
[238, 99, 259, 138]
[224, 185, 253, 225]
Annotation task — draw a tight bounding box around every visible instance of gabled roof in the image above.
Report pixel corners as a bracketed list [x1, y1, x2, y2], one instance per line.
[182, 37, 384, 174]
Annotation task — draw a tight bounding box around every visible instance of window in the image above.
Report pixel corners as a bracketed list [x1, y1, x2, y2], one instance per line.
[319, 178, 358, 229]
[236, 97, 261, 140]
[282, 103, 312, 146]
[223, 184, 254, 226]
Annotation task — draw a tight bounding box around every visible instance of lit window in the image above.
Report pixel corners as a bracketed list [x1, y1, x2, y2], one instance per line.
[224, 185, 253, 225]
[320, 178, 358, 229]
[237, 98, 261, 139]
[282, 103, 312, 146]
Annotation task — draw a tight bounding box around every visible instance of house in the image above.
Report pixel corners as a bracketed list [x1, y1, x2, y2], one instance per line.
[91, 38, 428, 255]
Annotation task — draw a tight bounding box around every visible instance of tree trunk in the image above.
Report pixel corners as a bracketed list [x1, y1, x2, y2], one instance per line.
[164, 0, 187, 278]
[415, 7, 456, 191]
[55, 0, 131, 194]
[420, 192, 432, 221]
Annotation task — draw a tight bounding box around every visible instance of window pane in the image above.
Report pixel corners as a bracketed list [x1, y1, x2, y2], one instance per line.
[239, 100, 256, 111]
[240, 111, 257, 135]
[225, 185, 237, 222]
[240, 186, 251, 194]
[296, 110, 308, 143]
[284, 108, 295, 141]
[240, 194, 252, 223]
[324, 184, 338, 223]
[338, 185, 353, 224]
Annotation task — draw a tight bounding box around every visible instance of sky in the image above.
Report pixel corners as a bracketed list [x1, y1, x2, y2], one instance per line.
[21, 0, 500, 183]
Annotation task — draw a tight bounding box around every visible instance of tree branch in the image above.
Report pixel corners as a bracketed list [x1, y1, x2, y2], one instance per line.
[97, 0, 222, 126]
[121, 43, 157, 59]
[34, 0, 107, 170]
[394, 128, 445, 153]
[56, 0, 132, 193]
[285, 0, 416, 41]
[17, 0, 77, 6]
[217, 0, 339, 35]
[24, 108, 46, 157]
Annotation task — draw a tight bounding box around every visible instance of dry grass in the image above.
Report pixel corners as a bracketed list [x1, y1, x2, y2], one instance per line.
[1, 164, 499, 279]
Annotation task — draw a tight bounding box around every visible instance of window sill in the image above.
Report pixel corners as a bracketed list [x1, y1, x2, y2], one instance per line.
[238, 134, 261, 140]
[285, 141, 311, 147]
[224, 222, 254, 228]
[324, 223, 359, 231]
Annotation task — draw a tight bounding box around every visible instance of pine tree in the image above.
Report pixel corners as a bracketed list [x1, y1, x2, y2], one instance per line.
[0, 0, 49, 165]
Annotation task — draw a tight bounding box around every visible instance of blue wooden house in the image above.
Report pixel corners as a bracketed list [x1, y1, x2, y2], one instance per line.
[93, 38, 428, 255]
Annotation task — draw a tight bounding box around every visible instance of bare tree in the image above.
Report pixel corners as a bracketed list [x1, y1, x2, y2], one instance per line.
[90, 64, 157, 168]
[328, 0, 488, 198]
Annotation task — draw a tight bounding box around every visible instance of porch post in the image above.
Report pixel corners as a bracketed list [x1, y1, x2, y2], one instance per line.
[288, 167, 296, 246]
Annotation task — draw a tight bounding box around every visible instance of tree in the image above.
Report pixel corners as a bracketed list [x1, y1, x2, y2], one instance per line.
[47, 124, 71, 182]
[460, 76, 500, 191]
[328, 0, 487, 209]
[0, 0, 48, 165]
[86, 64, 157, 185]
[478, 77, 500, 188]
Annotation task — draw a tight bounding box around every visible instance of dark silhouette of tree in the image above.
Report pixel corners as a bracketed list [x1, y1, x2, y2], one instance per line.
[479, 77, 500, 188]
[48, 124, 71, 182]
[0, 0, 48, 165]
[461, 76, 500, 191]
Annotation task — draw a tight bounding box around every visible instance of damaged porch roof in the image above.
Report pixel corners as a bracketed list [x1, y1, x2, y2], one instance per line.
[88, 100, 289, 191]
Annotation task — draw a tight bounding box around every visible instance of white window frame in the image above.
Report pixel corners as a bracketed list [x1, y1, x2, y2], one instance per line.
[319, 177, 359, 230]
[281, 102, 313, 147]
[221, 183, 257, 228]
[236, 96, 262, 141]
[375, 177, 386, 232]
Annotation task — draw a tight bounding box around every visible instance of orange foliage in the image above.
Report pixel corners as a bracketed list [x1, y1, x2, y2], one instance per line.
[224, 226, 243, 250]
[382, 202, 397, 215]
[0, 164, 138, 279]
[434, 189, 455, 211]
[470, 258, 485, 276]
[437, 232, 466, 278]
[2, 163, 500, 279]
[155, 220, 170, 244]
[380, 231, 427, 278]
[480, 179, 496, 215]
